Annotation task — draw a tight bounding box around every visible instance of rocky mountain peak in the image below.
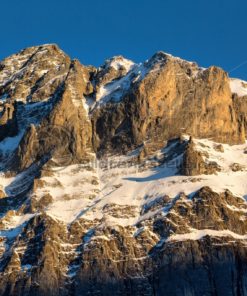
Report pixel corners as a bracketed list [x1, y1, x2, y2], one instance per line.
[0, 44, 247, 295]
[0, 43, 71, 104]
[145, 51, 199, 73]
[102, 55, 135, 72]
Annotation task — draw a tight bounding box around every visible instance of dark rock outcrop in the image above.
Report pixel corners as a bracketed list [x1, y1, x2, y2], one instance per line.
[181, 137, 221, 176]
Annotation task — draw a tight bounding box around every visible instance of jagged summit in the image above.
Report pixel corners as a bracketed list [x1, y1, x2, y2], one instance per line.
[101, 55, 135, 72]
[147, 50, 183, 62]
[0, 43, 71, 104]
[0, 45, 247, 295]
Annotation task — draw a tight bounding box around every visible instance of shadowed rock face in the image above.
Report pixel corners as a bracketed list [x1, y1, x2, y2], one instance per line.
[0, 45, 94, 172]
[181, 137, 221, 176]
[0, 45, 247, 295]
[233, 94, 247, 135]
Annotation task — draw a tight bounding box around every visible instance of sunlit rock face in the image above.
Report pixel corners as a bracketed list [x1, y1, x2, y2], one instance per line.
[0, 45, 247, 295]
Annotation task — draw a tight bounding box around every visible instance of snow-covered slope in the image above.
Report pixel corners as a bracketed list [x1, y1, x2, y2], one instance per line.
[230, 78, 247, 97]
[104, 56, 135, 72]
[1, 136, 246, 229]
[43, 136, 243, 226]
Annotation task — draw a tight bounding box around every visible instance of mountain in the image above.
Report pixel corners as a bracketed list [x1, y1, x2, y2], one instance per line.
[0, 44, 247, 295]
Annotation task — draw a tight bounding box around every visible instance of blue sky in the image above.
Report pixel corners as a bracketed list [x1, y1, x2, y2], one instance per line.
[1, 0, 247, 79]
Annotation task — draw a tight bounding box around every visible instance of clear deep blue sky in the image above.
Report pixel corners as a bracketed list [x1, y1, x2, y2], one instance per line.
[1, 0, 247, 79]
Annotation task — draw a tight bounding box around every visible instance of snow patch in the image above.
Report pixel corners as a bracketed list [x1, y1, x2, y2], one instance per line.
[0, 132, 24, 156]
[167, 229, 247, 242]
[94, 63, 147, 108]
[0, 94, 8, 102]
[230, 78, 247, 97]
[0, 214, 34, 239]
[106, 56, 135, 72]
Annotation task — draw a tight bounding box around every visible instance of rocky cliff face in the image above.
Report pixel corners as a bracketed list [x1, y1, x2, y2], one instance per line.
[91, 52, 245, 155]
[0, 44, 247, 295]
